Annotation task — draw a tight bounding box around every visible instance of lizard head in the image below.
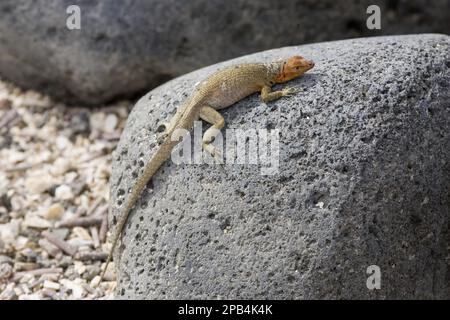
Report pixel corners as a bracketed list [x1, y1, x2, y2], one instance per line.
[274, 55, 314, 83]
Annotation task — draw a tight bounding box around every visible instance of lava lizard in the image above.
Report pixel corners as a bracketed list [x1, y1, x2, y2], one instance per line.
[100, 55, 315, 281]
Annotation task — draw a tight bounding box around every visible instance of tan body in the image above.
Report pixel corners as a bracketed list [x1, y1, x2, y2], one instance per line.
[100, 56, 314, 281]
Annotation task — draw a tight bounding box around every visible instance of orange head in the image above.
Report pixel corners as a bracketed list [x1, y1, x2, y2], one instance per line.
[274, 55, 315, 83]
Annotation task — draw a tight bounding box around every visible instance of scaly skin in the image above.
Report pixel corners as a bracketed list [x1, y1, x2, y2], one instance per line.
[100, 55, 315, 281]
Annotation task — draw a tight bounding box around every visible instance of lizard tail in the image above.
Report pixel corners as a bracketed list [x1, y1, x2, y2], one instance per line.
[100, 192, 138, 282]
[99, 250, 111, 282]
[99, 137, 177, 284]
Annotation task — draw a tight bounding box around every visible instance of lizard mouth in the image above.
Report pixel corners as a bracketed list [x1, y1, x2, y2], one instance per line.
[306, 60, 315, 70]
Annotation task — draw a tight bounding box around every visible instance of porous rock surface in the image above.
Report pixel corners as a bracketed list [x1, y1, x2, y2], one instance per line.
[111, 34, 450, 299]
[0, 1, 449, 105]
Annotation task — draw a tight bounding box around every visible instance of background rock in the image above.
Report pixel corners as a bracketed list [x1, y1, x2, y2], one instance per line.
[110, 34, 450, 299]
[0, 1, 449, 105]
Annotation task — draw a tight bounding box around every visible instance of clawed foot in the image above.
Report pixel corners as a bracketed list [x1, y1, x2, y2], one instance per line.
[203, 142, 223, 163]
[282, 86, 302, 97]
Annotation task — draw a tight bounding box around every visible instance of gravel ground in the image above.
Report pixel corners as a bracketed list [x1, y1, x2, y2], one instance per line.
[0, 78, 132, 299]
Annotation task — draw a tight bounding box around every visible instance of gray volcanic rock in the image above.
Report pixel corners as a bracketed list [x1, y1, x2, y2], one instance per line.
[110, 34, 450, 299]
[0, 1, 449, 105]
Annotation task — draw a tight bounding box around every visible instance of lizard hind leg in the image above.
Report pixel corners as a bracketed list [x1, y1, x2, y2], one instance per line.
[199, 106, 225, 161]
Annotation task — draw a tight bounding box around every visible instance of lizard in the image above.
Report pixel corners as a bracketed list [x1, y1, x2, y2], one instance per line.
[99, 55, 315, 281]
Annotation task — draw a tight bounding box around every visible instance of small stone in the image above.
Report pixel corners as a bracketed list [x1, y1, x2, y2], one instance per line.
[71, 181, 87, 197]
[41, 289, 58, 299]
[43, 280, 60, 290]
[0, 219, 20, 244]
[69, 111, 90, 136]
[90, 275, 101, 287]
[56, 255, 73, 269]
[73, 261, 87, 275]
[83, 265, 101, 281]
[0, 98, 12, 109]
[60, 279, 84, 299]
[0, 255, 13, 265]
[14, 262, 38, 271]
[0, 287, 18, 300]
[19, 293, 41, 300]
[15, 236, 29, 250]
[50, 228, 70, 240]
[19, 247, 37, 261]
[50, 158, 72, 175]
[67, 238, 93, 247]
[0, 208, 8, 224]
[38, 238, 62, 257]
[54, 185, 73, 200]
[0, 263, 13, 280]
[72, 227, 92, 241]
[7, 150, 26, 164]
[0, 172, 10, 194]
[23, 216, 52, 229]
[43, 203, 64, 220]
[25, 175, 53, 194]
[103, 114, 118, 133]
[9, 195, 24, 212]
[55, 135, 71, 150]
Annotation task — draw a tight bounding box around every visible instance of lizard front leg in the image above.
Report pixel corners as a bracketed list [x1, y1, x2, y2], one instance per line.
[199, 106, 225, 160]
[260, 85, 300, 103]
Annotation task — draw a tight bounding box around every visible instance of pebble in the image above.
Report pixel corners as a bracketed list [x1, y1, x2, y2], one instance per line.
[73, 261, 87, 276]
[0, 98, 12, 109]
[38, 238, 62, 257]
[0, 283, 18, 300]
[15, 236, 29, 249]
[90, 275, 101, 288]
[0, 208, 8, 224]
[50, 228, 70, 240]
[55, 135, 71, 150]
[25, 175, 53, 194]
[83, 265, 101, 281]
[9, 195, 25, 213]
[60, 279, 84, 299]
[0, 172, 9, 195]
[23, 216, 52, 229]
[41, 288, 58, 299]
[50, 158, 72, 176]
[43, 280, 60, 290]
[0, 255, 13, 265]
[19, 293, 41, 300]
[6, 150, 26, 164]
[43, 203, 64, 220]
[14, 262, 39, 272]
[103, 114, 118, 133]
[69, 111, 90, 136]
[67, 238, 93, 247]
[54, 185, 73, 200]
[0, 219, 20, 244]
[0, 263, 13, 280]
[72, 227, 92, 241]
